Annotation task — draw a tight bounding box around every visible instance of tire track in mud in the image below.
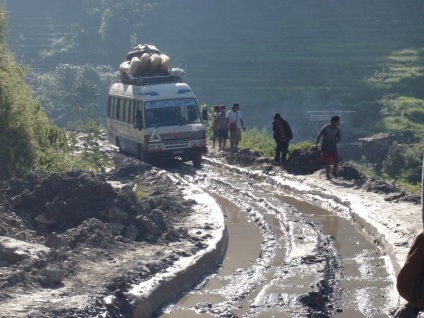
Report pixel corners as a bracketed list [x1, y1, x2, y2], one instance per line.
[161, 158, 396, 317]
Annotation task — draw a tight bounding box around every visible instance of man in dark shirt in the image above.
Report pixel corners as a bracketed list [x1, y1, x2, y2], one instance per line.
[272, 113, 293, 164]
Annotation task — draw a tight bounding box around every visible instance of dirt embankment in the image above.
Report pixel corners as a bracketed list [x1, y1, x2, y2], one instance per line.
[0, 154, 211, 317]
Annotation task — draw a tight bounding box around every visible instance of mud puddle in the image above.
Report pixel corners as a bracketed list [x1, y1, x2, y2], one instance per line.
[277, 195, 396, 317]
[159, 195, 263, 317]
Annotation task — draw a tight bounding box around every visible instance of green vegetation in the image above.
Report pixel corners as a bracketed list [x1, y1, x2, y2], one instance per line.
[133, 182, 146, 202]
[27, 64, 115, 127]
[239, 129, 314, 159]
[0, 5, 112, 180]
[240, 129, 275, 157]
[33, 125, 111, 175]
[0, 10, 58, 179]
[381, 144, 424, 185]
[3, 1, 424, 189]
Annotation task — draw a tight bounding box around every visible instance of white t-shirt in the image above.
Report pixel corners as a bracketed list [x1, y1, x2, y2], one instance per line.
[226, 110, 243, 128]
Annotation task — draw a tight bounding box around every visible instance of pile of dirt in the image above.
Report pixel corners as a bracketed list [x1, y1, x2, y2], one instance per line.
[284, 147, 323, 174]
[0, 156, 202, 316]
[336, 162, 364, 180]
[361, 178, 420, 204]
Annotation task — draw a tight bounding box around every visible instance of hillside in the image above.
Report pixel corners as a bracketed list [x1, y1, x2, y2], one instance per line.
[0, 4, 65, 181]
[4, 0, 424, 139]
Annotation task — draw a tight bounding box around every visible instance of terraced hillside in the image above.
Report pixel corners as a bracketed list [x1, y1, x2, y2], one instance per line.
[5, 0, 80, 69]
[5, 0, 424, 138]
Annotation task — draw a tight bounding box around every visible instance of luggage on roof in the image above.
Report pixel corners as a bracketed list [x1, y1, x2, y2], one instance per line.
[118, 43, 184, 84]
[126, 44, 161, 61]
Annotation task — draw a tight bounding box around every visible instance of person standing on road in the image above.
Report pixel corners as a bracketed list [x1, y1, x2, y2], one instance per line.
[212, 105, 220, 148]
[216, 105, 228, 151]
[272, 113, 293, 164]
[315, 115, 342, 180]
[227, 103, 246, 152]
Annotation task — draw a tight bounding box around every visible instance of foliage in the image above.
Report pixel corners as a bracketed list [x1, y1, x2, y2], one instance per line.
[239, 128, 275, 157]
[27, 64, 115, 127]
[0, 4, 111, 179]
[0, 8, 61, 179]
[33, 131, 111, 174]
[0, 3, 5, 42]
[133, 182, 146, 202]
[203, 104, 215, 140]
[378, 95, 424, 142]
[34, 0, 160, 65]
[381, 143, 424, 184]
[70, 117, 105, 133]
[288, 141, 314, 157]
[239, 127, 314, 158]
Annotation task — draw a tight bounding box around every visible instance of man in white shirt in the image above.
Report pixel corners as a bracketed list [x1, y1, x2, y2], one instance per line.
[226, 103, 246, 152]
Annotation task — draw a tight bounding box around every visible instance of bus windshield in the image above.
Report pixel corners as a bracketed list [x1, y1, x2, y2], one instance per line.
[144, 98, 201, 128]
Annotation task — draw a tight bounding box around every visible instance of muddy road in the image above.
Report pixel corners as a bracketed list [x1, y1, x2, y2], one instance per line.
[159, 155, 400, 318]
[1, 138, 421, 318]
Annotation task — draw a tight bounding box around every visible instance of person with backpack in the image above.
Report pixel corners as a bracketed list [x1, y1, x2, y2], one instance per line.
[315, 115, 342, 180]
[272, 113, 293, 164]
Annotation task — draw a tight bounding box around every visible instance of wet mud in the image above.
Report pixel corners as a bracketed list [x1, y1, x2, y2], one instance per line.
[160, 158, 398, 317]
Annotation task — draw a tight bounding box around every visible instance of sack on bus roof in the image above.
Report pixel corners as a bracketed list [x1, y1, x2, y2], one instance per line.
[127, 44, 161, 61]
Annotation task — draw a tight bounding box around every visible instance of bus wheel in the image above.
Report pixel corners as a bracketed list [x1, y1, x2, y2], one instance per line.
[192, 153, 202, 168]
[116, 138, 122, 153]
[137, 144, 144, 161]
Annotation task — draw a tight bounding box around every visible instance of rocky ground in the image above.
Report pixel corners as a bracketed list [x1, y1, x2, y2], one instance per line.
[0, 142, 422, 317]
[0, 152, 218, 317]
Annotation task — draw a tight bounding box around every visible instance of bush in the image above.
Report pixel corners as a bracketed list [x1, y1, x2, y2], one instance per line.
[240, 128, 275, 156]
[382, 143, 423, 184]
[288, 141, 315, 157]
[240, 128, 314, 158]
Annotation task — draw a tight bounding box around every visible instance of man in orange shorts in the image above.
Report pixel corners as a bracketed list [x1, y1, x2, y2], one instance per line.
[315, 115, 341, 180]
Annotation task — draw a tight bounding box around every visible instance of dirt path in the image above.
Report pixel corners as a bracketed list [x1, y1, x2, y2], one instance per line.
[158, 154, 420, 317]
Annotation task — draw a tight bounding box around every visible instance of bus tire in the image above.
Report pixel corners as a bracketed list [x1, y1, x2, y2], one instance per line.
[192, 153, 202, 168]
[116, 138, 122, 153]
[137, 144, 144, 161]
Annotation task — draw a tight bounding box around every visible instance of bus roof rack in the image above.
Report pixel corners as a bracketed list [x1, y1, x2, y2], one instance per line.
[119, 74, 182, 85]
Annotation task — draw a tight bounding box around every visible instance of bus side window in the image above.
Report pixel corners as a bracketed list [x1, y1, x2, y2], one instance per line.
[119, 100, 125, 121]
[115, 99, 121, 119]
[124, 100, 130, 123]
[129, 101, 135, 124]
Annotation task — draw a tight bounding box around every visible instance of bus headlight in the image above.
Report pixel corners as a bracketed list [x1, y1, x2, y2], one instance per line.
[191, 140, 205, 147]
[148, 143, 163, 151]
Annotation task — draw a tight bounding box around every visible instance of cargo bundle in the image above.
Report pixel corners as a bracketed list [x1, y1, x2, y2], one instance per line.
[118, 43, 185, 83]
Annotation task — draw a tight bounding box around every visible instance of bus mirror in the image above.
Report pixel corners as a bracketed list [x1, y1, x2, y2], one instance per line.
[202, 108, 208, 121]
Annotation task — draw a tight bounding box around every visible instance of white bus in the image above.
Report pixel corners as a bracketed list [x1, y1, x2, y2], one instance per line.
[106, 76, 207, 167]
